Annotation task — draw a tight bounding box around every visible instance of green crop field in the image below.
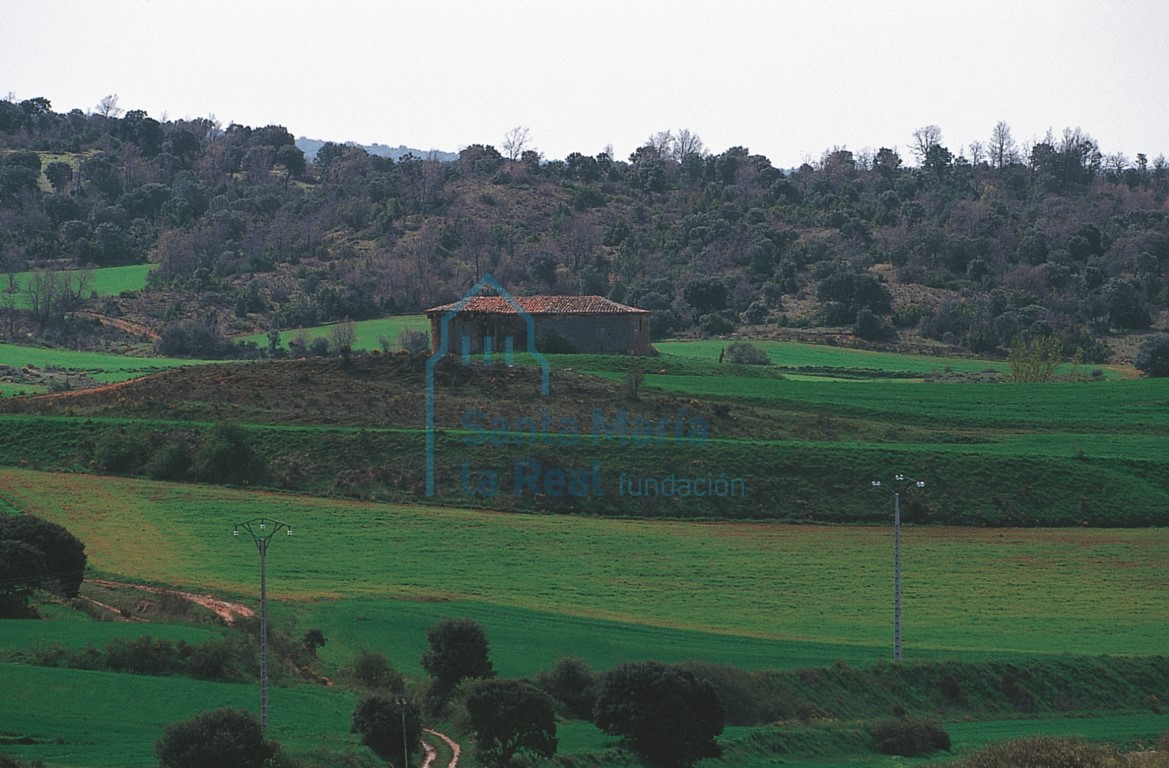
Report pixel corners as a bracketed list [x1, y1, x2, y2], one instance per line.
[235, 314, 429, 351]
[2, 335, 1168, 767]
[0, 343, 204, 384]
[0, 663, 370, 768]
[2, 469, 1166, 661]
[2, 467, 1168, 766]
[4, 264, 152, 309]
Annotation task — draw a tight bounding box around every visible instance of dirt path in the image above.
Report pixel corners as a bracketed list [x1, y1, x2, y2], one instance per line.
[422, 729, 460, 768]
[420, 739, 437, 768]
[88, 578, 255, 625]
[73, 311, 161, 341]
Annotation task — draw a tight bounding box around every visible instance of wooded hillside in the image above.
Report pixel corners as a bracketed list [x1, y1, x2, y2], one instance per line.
[2, 96, 1167, 361]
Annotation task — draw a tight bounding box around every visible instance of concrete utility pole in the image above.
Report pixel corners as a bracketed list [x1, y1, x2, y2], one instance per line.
[396, 695, 409, 768]
[234, 517, 292, 731]
[870, 475, 925, 663]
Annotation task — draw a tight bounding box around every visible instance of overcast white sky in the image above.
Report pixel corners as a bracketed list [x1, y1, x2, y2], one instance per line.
[4, 0, 1168, 167]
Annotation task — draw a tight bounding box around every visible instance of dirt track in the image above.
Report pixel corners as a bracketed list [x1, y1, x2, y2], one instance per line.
[88, 578, 255, 624]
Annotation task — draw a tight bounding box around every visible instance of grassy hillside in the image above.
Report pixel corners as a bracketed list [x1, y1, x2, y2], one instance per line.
[1, 346, 1166, 525]
[2, 467, 1169, 767]
[2, 469, 1166, 659]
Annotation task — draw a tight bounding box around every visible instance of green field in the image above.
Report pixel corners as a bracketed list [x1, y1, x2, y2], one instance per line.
[4, 264, 152, 309]
[2, 335, 1168, 767]
[2, 467, 1168, 766]
[235, 314, 429, 351]
[2, 469, 1165, 660]
[0, 343, 203, 384]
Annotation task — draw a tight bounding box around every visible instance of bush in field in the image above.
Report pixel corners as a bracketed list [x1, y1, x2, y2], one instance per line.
[422, 618, 495, 697]
[1007, 334, 1062, 383]
[350, 648, 405, 691]
[869, 719, 950, 756]
[398, 328, 430, 355]
[1135, 335, 1169, 377]
[190, 422, 261, 485]
[536, 657, 597, 720]
[93, 426, 155, 473]
[351, 694, 423, 767]
[947, 736, 1112, 768]
[156, 708, 282, 768]
[0, 515, 87, 614]
[725, 341, 771, 365]
[144, 432, 194, 481]
[854, 308, 896, 341]
[594, 660, 724, 768]
[466, 679, 558, 768]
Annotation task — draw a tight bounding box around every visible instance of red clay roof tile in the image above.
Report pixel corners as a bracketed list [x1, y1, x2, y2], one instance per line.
[425, 295, 649, 315]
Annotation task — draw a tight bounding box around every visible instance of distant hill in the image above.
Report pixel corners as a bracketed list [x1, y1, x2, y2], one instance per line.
[2, 94, 1168, 365]
[296, 136, 457, 163]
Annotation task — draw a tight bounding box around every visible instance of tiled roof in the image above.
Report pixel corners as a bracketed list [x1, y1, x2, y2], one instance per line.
[425, 295, 649, 315]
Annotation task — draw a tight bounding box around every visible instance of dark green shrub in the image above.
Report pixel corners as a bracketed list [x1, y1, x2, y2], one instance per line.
[350, 648, 405, 691]
[145, 432, 193, 481]
[351, 694, 423, 766]
[103, 635, 182, 676]
[699, 311, 736, 335]
[725, 341, 771, 365]
[1135, 334, 1169, 377]
[155, 708, 281, 768]
[537, 657, 597, 720]
[190, 422, 261, 484]
[594, 660, 724, 768]
[854, 308, 896, 341]
[869, 719, 950, 756]
[92, 427, 155, 474]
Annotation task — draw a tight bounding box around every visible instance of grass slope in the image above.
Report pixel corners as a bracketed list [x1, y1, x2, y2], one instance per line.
[4, 264, 152, 309]
[234, 314, 429, 350]
[0, 343, 203, 384]
[2, 469, 1166, 659]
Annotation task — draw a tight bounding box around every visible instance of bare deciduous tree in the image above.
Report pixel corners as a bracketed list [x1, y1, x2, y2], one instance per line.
[646, 130, 674, 158]
[95, 94, 121, 119]
[671, 128, 705, 162]
[502, 126, 531, 161]
[328, 317, 357, 360]
[911, 125, 942, 165]
[989, 120, 1018, 168]
[968, 140, 985, 167]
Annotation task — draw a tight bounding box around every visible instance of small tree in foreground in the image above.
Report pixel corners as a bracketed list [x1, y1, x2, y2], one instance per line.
[351, 694, 422, 767]
[594, 661, 724, 768]
[155, 708, 280, 768]
[466, 679, 558, 768]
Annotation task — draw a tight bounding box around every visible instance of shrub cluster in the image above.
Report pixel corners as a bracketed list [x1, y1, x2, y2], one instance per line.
[946, 736, 1115, 768]
[28, 634, 256, 682]
[92, 422, 262, 485]
[868, 719, 950, 756]
[724, 341, 771, 365]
